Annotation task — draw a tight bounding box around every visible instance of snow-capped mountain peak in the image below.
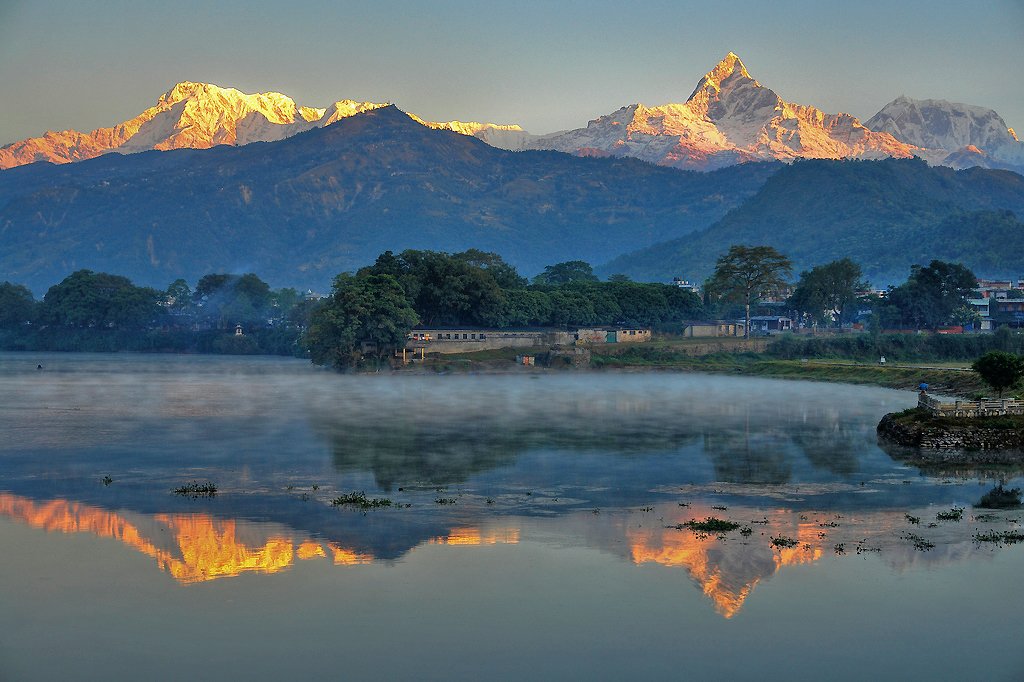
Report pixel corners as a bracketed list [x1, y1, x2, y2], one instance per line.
[865, 96, 1024, 168]
[524, 52, 916, 169]
[0, 84, 528, 168]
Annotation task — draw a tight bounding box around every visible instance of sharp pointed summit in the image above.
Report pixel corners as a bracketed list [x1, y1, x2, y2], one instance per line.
[525, 52, 916, 169]
[687, 52, 756, 101]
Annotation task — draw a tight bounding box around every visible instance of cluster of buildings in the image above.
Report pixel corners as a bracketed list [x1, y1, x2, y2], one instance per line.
[406, 327, 652, 354]
[969, 279, 1024, 331]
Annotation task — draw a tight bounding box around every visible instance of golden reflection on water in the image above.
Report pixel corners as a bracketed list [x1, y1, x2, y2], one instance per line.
[0, 493, 334, 583]
[1, 492, 996, 616]
[628, 508, 829, 618]
[430, 527, 521, 546]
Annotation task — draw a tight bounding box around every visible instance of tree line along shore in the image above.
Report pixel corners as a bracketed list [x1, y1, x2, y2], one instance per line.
[1, 245, 1023, 398]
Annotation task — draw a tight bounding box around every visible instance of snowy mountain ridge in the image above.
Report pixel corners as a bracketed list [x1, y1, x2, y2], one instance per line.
[2, 53, 1021, 173]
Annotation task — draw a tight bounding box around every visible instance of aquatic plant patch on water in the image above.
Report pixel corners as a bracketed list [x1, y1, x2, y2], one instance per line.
[172, 481, 217, 498]
[976, 484, 1022, 509]
[677, 517, 741, 533]
[901, 532, 935, 551]
[973, 530, 1024, 545]
[331, 492, 392, 509]
[936, 506, 964, 521]
[770, 535, 799, 548]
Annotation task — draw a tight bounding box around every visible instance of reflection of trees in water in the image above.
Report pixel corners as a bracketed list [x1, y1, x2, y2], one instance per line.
[310, 377, 886, 488]
[313, 411, 705, 490]
[702, 429, 793, 484]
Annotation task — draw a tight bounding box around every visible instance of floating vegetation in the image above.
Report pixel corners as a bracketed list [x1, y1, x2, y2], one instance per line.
[770, 535, 798, 549]
[678, 517, 740, 533]
[711, 505, 728, 511]
[740, 526, 753, 537]
[976, 484, 1022, 509]
[331, 491, 392, 509]
[485, 497, 495, 504]
[435, 497, 457, 505]
[936, 507, 964, 522]
[901, 532, 935, 551]
[973, 530, 1024, 545]
[974, 513, 1000, 522]
[678, 502, 690, 507]
[834, 543, 846, 555]
[102, 475, 113, 486]
[172, 481, 217, 498]
[905, 514, 920, 525]
[819, 520, 840, 528]
[640, 506, 654, 512]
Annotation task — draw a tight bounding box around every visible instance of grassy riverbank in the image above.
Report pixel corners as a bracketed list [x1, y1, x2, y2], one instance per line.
[415, 337, 991, 397]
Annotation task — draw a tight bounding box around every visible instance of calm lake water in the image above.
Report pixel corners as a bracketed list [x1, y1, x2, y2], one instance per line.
[1, 352, 1022, 681]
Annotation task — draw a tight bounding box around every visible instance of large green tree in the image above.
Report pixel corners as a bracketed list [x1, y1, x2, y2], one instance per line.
[305, 273, 419, 370]
[533, 260, 599, 286]
[41, 270, 162, 329]
[706, 245, 792, 338]
[789, 258, 866, 327]
[0, 282, 37, 328]
[971, 351, 1024, 398]
[360, 250, 509, 327]
[886, 260, 977, 330]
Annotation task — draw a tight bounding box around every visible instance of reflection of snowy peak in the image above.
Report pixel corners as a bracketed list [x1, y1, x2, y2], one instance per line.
[865, 96, 1024, 169]
[526, 53, 917, 170]
[0, 82, 523, 169]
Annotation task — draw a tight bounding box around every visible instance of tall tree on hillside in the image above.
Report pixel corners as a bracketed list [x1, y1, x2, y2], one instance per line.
[706, 245, 792, 338]
[789, 258, 867, 327]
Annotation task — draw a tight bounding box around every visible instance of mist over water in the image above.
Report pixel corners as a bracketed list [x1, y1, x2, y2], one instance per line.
[2, 352, 1022, 681]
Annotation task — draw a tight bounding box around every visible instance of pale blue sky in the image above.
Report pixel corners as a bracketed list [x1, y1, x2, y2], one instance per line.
[1, 0, 1022, 145]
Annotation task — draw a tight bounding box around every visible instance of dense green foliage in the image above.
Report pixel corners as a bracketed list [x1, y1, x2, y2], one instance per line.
[306, 273, 419, 369]
[0, 270, 311, 355]
[40, 270, 163, 329]
[533, 261, 599, 285]
[358, 249, 703, 330]
[881, 260, 979, 330]
[971, 350, 1024, 397]
[602, 158, 1024, 285]
[767, 327, 1024, 363]
[0, 282, 36, 328]
[788, 258, 866, 327]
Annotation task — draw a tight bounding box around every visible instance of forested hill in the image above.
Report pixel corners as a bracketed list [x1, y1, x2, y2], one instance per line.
[601, 158, 1024, 286]
[0, 105, 775, 293]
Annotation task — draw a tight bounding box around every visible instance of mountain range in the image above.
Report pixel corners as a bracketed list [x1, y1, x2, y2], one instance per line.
[0, 105, 775, 293]
[1, 53, 1023, 293]
[2, 53, 1022, 173]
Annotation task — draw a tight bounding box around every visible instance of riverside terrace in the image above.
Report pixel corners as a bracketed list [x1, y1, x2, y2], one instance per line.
[405, 327, 652, 354]
[919, 393, 1024, 418]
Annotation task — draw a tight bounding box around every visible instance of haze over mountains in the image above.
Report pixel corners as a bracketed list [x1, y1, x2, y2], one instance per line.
[1, 52, 1023, 293]
[2, 53, 1022, 173]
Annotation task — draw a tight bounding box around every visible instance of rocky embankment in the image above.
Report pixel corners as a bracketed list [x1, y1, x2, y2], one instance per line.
[877, 409, 1024, 462]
